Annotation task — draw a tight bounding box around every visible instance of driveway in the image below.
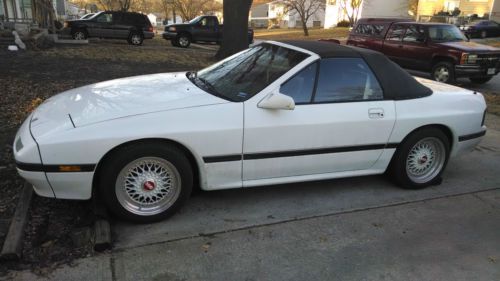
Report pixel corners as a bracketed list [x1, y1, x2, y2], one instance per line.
[10, 122, 500, 280]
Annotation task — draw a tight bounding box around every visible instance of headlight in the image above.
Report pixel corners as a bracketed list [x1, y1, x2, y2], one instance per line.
[460, 53, 478, 64]
[168, 27, 176, 32]
[467, 54, 478, 64]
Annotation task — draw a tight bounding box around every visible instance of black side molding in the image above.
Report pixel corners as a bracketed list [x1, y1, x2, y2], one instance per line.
[203, 143, 400, 163]
[16, 162, 96, 173]
[458, 131, 486, 142]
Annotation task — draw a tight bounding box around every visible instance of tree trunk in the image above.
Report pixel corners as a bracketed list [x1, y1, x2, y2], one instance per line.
[301, 18, 309, 36]
[215, 0, 253, 60]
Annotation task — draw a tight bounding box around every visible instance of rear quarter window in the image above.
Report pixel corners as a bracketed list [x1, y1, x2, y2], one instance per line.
[354, 24, 386, 37]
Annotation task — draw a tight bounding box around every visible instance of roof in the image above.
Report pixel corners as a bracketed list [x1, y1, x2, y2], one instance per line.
[278, 40, 433, 100]
[280, 40, 361, 58]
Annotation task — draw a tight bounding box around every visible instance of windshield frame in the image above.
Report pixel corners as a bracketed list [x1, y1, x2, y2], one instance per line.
[186, 43, 312, 103]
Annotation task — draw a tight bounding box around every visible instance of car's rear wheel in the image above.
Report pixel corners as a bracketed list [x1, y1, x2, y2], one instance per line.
[99, 143, 193, 223]
[388, 127, 450, 189]
[128, 32, 143, 46]
[469, 76, 492, 84]
[431, 61, 455, 84]
[72, 29, 87, 40]
[176, 34, 191, 48]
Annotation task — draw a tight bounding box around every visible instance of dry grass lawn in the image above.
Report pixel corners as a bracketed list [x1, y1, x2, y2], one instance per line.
[254, 27, 350, 41]
[484, 93, 500, 116]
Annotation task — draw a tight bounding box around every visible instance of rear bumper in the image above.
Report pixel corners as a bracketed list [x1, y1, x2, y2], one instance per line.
[451, 129, 486, 157]
[143, 31, 155, 39]
[455, 64, 499, 78]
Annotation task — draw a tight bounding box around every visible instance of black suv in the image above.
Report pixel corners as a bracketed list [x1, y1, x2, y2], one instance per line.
[63, 11, 154, 45]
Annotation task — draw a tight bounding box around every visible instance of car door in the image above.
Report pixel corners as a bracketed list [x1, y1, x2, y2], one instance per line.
[242, 57, 396, 183]
[400, 25, 431, 70]
[382, 24, 406, 66]
[193, 17, 215, 41]
[93, 12, 114, 38]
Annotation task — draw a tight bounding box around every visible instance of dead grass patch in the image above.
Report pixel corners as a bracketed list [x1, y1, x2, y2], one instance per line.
[254, 27, 350, 41]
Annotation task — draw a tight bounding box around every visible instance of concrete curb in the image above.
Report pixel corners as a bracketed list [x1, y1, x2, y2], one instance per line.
[0, 182, 33, 261]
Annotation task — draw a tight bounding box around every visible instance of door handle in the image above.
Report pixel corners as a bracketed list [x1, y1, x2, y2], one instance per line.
[369, 108, 385, 119]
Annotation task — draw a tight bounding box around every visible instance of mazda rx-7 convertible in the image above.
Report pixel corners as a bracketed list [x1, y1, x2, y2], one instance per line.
[14, 41, 487, 222]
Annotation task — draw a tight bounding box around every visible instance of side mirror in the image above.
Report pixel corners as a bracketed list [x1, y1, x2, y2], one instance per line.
[258, 92, 295, 110]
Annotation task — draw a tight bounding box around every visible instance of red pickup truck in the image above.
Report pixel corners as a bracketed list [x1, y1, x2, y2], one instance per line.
[347, 18, 500, 84]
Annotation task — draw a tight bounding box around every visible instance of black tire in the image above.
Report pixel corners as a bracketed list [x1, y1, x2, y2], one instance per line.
[431, 61, 456, 84]
[128, 32, 143, 46]
[176, 34, 191, 48]
[388, 127, 450, 189]
[469, 76, 492, 84]
[99, 142, 193, 223]
[72, 29, 88, 40]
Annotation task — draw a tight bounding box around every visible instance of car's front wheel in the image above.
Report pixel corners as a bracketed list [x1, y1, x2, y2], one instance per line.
[99, 143, 193, 223]
[469, 76, 492, 84]
[176, 34, 191, 48]
[72, 29, 87, 40]
[431, 61, 455, 84]
[388, 127, 450, 189]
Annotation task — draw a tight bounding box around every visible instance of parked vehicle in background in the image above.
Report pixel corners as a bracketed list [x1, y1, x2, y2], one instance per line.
[63, 11, 154, 45]
[162, 15, 254, 48]
[460, 20, 500, 38]
[347, 18, 500, 84]
[14, 41, 487, 223]
[80, 13, 95, 20]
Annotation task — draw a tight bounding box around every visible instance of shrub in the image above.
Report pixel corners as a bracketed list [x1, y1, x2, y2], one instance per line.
[337, 20, 351, 27]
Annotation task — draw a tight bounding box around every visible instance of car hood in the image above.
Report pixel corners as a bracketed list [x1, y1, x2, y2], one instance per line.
[30, 72, 228, 137]
[436, 41, 500, 52]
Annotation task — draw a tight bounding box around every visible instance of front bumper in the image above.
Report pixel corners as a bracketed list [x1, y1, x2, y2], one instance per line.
[14, 114, 94, 200]
[455, 64, 499, 78]
[162, 31, 177, 40]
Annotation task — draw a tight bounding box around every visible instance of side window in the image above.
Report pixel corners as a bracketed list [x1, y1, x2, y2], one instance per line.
[387, 24, 404, 41]
[314, 58, 383, 103]
[97, 13, 113, 23]
[207, 17, 216, 28]
[403, 25, 425, 42]
[200, 18, 208, 27]
[280, 62, 317, 104]
[355, 24, 385, 37]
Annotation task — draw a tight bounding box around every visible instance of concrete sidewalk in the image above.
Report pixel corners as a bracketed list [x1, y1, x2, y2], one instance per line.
[9, 189, 500, 281]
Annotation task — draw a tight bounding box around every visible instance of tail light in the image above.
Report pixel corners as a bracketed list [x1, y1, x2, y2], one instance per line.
[148, 26, 153, 32]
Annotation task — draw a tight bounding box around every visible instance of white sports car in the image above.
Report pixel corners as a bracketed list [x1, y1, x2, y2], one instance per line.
[14, 41, 487, 222]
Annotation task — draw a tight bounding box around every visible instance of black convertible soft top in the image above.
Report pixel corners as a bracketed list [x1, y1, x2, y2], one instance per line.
[280, 40, 433, 100]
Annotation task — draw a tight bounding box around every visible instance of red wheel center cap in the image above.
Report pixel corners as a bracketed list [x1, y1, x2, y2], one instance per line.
[419, 155, 428, 164]
[143, 180, 156, 191]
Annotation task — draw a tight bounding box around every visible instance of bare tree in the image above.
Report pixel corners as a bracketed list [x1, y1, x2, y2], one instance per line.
[281, 0, 325, 36]
[173, 0, 211, 21]
[337, 0, 362, 26]
[215, 0, 253, 59]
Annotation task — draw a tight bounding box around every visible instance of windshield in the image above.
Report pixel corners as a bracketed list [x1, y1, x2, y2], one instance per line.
[189, 43, 309, 102]
[189, 16, 203, 24]
[428, 25, 466, 42]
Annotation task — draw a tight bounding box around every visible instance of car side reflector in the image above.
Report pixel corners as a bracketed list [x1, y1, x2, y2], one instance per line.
[59, 165, 82, 172]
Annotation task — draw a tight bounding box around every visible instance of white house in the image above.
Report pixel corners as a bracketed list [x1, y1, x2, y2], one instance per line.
[324, 0, 411, 28]
[267, 0, 325, 28]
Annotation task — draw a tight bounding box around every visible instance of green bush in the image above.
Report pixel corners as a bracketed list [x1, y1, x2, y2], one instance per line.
[336, 20, 351, 27]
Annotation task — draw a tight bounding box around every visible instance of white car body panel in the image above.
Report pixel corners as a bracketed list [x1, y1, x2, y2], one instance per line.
[13, 42, 487, 200]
